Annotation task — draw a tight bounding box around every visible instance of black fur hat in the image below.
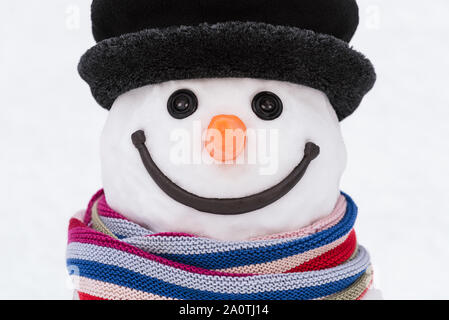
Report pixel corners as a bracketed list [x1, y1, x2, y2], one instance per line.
[79, 0, 376, 120]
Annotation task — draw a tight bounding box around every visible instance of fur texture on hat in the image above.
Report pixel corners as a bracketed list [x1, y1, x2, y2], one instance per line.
[79, 22, 376, 120]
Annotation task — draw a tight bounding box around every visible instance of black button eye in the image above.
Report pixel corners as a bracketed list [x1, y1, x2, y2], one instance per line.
[252, 92, 283, 120]
[168, 89, 198, 119]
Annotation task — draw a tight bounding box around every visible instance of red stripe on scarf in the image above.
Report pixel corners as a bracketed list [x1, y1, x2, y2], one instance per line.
[69, 217, 87, 230]
[286, 230, 357, 273]
[78, 292, 107, 300]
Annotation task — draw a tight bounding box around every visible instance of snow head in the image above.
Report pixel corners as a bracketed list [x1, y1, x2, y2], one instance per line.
[100, 78, 347, 240]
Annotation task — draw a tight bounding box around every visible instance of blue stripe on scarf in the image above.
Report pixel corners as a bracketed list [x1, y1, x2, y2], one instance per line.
[155, 193, 357, 270]
[67, 258, 365, 300]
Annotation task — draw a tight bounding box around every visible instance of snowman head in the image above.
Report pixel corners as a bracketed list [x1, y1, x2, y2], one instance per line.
[80, 1, 376, 240]
[100, 78, 346, 240]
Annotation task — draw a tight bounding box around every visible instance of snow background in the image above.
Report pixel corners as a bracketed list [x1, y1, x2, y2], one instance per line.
[0, 0, 448, 299]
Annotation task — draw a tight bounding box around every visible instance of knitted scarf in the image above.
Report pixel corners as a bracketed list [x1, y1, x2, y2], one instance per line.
[67, 190, 372, 300]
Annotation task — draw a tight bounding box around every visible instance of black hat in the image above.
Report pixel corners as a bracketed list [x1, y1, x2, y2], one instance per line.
[79, 0, 376, 120]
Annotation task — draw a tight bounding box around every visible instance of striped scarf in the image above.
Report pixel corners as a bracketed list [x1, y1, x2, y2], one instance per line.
[67, 190, 372, 300]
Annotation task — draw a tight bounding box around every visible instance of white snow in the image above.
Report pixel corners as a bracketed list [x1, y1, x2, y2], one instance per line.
[0, 0, 448, 299]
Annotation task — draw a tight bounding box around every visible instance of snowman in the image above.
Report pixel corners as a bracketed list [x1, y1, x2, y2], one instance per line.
[67, 0, 381, 300]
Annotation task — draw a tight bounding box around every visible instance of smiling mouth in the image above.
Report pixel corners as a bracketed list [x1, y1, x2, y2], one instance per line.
[131, 130, 320, 215]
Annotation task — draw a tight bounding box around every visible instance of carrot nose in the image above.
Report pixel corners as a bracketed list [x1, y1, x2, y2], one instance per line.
[205, 115, 247, 162]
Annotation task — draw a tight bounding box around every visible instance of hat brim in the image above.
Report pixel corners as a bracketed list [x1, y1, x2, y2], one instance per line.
[79, 22, 376, 121]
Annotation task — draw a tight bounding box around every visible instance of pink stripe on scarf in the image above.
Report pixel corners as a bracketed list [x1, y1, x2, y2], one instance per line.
[251, 195, 347, 241]
[72, 276, 177, 301]
[147, 232, 197, 238]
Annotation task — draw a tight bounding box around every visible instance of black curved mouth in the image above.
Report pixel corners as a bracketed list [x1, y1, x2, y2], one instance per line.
[131, 130, 320, 215]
